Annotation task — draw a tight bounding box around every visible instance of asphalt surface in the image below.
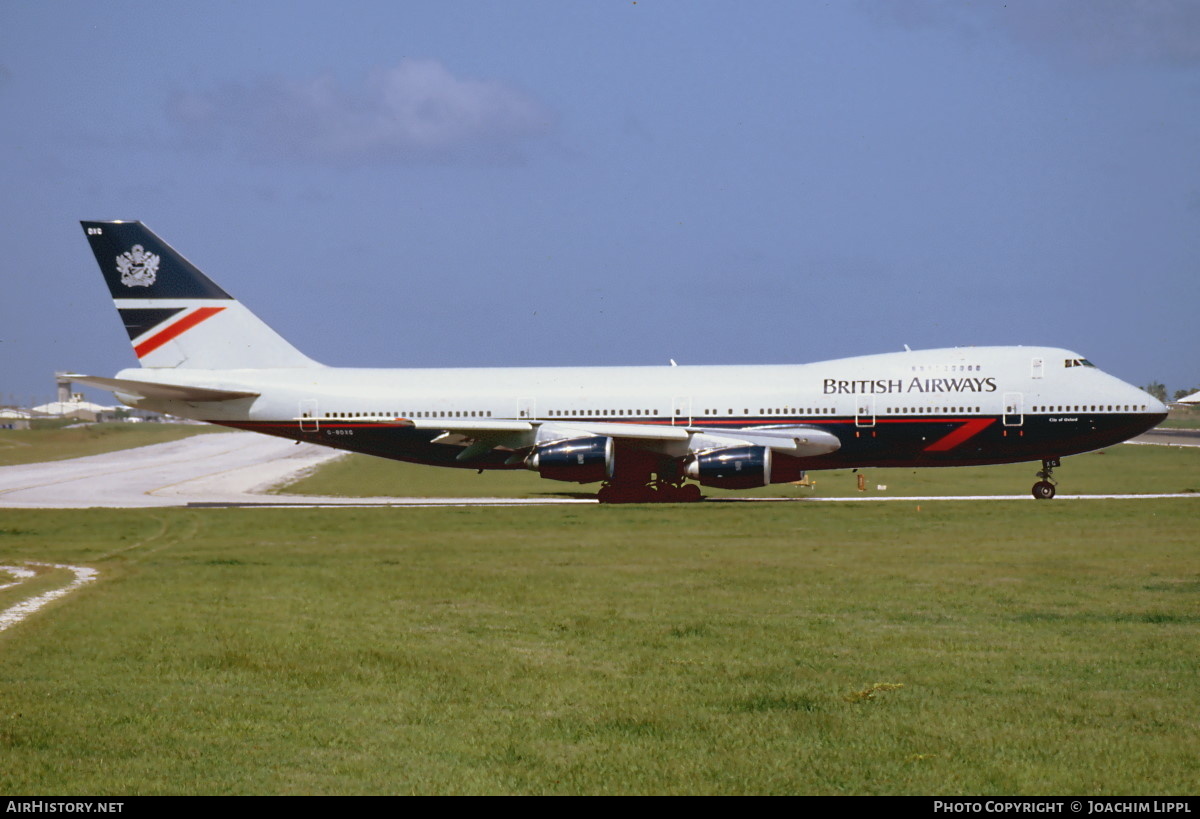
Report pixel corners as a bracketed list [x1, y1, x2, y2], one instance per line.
[0, 432, 344, 508]
[1127, 428, 1200, 447]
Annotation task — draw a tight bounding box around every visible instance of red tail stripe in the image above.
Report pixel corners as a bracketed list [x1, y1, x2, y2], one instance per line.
[134, 307, 225, 358]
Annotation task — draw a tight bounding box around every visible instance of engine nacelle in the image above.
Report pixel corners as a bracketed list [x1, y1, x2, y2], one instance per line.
[684, 445, 771, 489]
[525, 435, 615, 484]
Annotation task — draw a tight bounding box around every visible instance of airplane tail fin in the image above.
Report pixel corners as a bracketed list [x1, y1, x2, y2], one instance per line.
[81, 221, 321, 370]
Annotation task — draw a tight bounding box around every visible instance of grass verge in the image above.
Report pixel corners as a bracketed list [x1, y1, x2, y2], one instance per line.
[0, 500, 1197, 794]
[0, 423, 222, 467]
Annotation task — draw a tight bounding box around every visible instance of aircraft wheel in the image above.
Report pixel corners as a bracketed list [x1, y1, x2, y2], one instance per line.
[648, 483, 703, 503]
[597, 484, 654, 504]
[1032, 480, 1056, 500]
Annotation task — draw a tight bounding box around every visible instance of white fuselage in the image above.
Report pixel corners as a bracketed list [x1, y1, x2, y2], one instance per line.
[114, 345, 1160, 429]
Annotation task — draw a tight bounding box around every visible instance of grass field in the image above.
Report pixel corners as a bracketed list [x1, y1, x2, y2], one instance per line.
[1161, 405, 1200, 430]
[283, 439, 1200, 499]
[1, 481, 1198, 793]
[0, 423, 221, 467]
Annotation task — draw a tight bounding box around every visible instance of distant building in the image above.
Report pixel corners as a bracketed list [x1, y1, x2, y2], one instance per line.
[0, 408, 33, 430]
[38, 374, 122, 422]
[30, 399, 120, 423]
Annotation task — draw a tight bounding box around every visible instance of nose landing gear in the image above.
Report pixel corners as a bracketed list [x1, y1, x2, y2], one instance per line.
[1032, 458, 1060, 500]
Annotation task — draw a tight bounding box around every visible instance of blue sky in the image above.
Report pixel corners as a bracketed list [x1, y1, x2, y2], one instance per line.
[2, 0, 1197, 406]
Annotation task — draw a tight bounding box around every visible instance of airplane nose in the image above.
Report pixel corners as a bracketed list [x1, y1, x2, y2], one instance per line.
[1136, 387, 1168, 415]
[1137, 390, 1168, 418]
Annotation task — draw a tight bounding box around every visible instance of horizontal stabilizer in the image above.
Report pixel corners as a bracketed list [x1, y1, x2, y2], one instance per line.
[65, 374, 259, 403]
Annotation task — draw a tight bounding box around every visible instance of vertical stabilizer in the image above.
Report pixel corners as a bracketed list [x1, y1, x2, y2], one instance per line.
[81, 221, 320, 369]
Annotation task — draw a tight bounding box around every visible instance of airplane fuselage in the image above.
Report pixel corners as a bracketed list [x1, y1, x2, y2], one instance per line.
[113, 345, 1164, 477]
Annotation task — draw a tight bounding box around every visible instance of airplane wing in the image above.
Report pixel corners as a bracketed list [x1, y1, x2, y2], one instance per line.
[397, 417, 686, 440]
[395, 418, 840, 461]
[64, 374, 260, 402]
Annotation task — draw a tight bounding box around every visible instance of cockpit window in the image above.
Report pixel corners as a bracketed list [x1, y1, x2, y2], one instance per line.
[1064, 358, 1096, 368]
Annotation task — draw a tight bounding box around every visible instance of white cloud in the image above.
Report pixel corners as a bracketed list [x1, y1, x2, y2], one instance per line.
[170, 59, 555, 165]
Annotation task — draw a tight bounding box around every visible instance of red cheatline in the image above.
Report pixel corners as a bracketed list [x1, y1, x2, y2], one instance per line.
[134, 307, 225, 358]
[923, 417, 996, 452]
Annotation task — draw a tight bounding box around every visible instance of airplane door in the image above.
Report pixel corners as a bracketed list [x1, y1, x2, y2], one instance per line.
[517, 397, 537, 420]
[855, 396, 876, 428]
[672, 396, 692, 427]
[1003, 392, 1024, 427]
[299, 399, 319, 432]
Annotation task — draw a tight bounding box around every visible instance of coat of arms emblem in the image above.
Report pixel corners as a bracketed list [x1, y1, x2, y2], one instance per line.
[115, 245, 160, 287]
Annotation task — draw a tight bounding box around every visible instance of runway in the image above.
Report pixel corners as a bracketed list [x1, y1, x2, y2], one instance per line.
[0, 429, 1196, 509]
[0, 432, 345, 508]
[1124, 428, 1200, 447]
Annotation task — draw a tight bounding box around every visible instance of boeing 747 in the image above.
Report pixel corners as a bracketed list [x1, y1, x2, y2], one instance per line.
[72, 221, 1167, 502]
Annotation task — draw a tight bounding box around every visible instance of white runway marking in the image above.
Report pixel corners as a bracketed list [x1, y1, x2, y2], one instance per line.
[0, 563, 98, 633]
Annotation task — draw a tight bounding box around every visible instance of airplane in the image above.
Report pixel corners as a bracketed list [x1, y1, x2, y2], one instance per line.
[72, 220, 1168, 503]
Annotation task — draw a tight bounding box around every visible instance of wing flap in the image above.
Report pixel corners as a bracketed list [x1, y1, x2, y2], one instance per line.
[687, 425, 841, 456]
[540, 421, 690, 441]
[399, 418, 534, 433]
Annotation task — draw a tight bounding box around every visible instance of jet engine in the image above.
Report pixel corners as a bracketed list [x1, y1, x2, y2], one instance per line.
[684, 445, 771, 489]
[525, 435, 615, 483]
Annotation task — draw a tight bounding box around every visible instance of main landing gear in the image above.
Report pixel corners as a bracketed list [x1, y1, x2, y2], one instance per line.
[1032, 458, 1060, 500]
[596, 481, 703, 504]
